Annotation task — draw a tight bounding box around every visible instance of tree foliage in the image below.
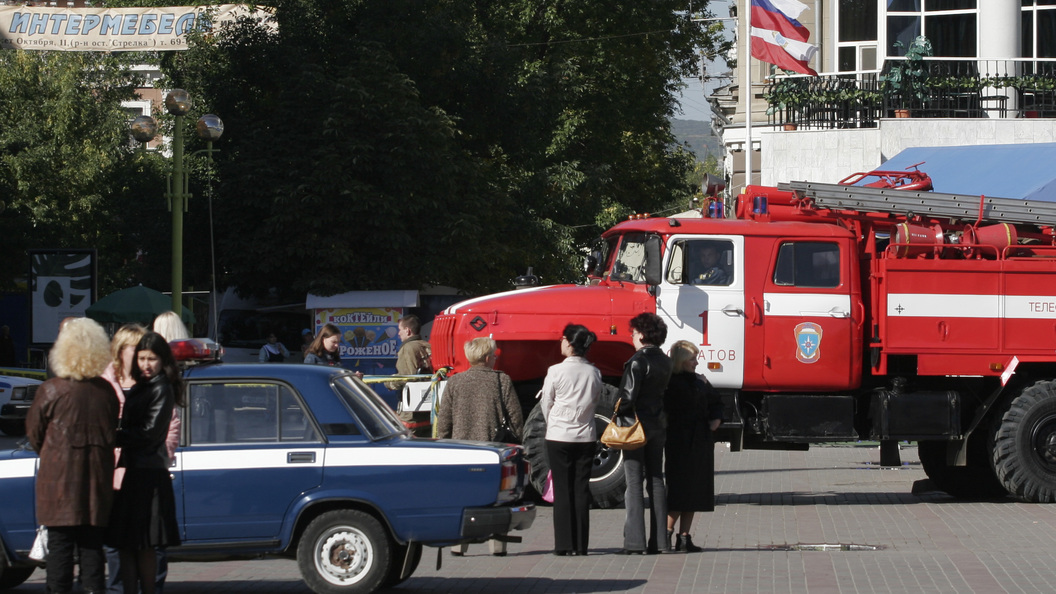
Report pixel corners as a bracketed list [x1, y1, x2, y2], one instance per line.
[172, 0, 724, 297]
[0, 50, 167, 293]
[0, 0, 726, 300]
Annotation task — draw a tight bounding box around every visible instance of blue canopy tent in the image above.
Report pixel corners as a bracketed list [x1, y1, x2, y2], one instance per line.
[860, 143, 1056, 202]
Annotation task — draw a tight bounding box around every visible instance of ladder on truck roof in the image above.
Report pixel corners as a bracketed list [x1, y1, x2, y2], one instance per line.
[778, 180, 1056, 227]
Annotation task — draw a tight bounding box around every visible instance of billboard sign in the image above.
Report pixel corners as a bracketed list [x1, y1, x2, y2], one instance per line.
[29, 250, 96, 345]
[0, 4, 272, 52]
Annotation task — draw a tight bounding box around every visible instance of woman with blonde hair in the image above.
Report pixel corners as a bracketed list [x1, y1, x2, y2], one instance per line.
[663, 340, 723, 553]
[152, 311, 189, 342]
[27, 317, 120, 594]
[435, 336, 523, 556]
[103, 324, 149, 396]
[100, 324, 150, 593]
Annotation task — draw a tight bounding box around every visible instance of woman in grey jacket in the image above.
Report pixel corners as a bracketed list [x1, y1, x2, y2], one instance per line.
[540, 324, 601, 556]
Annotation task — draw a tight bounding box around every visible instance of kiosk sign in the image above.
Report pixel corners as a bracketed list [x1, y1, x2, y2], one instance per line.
[313, 308, 402, 373]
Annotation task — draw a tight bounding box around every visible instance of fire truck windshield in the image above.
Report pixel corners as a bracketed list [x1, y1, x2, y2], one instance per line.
[608, 233, 651, 283]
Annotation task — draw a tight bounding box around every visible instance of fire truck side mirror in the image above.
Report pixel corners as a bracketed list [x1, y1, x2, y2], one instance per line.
[583, 254, 598, 276]
[644, 236, 662, 286]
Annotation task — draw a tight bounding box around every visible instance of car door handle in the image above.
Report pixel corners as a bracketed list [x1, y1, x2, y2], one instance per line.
[721, 305, 744, 316]
[287, 451, 316, 464]
[802, 307, 849, 318]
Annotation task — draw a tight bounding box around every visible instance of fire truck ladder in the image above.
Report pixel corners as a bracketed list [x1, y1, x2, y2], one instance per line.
[779, 181, 1056, 227]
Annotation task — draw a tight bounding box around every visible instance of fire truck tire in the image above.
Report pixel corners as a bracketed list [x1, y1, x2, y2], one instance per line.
[521, 385, 627, 509]
[918, 440, 1006, 500]
[993, 380, 1056, 502]
[522, 404, 550, 496]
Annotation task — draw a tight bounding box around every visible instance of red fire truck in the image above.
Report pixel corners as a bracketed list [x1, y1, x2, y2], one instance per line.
[430, 172, 1056, 505]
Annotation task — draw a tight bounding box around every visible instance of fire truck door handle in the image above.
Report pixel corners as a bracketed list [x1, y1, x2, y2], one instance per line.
[802, 307, 849, 318]
[750, 299, 763, 325]
[721, 305, 744, 317]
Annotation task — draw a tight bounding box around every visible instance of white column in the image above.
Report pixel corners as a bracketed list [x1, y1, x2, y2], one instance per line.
[978, 0, 1021, 118]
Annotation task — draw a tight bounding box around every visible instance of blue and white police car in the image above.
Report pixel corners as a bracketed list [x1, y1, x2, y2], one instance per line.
[0, 340, 535, 594]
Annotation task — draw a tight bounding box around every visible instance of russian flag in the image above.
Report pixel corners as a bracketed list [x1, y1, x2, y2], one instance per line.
[750, 0, 818, 76]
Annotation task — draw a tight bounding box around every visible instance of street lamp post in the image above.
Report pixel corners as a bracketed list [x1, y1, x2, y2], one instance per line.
[130, 89, 223, 318]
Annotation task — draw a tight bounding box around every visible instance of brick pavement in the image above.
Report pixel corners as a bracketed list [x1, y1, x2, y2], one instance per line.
[17, 442, 1056, 593]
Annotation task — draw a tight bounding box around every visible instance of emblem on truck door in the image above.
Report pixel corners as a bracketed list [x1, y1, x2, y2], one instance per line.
[794, 322, 823, 364]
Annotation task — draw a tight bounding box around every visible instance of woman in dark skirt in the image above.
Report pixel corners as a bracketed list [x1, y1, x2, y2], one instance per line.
[664, 340, 724, 553]
[108, 332, 182, 594]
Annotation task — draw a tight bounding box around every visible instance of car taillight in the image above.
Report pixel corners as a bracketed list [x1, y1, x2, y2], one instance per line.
[497, 447, 525, 504]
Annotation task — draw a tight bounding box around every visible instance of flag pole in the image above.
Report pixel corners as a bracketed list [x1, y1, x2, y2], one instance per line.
[744, 0, 753, 191]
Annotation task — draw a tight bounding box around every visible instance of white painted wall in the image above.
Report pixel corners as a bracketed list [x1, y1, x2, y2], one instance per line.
[757, 119, 1056, 186]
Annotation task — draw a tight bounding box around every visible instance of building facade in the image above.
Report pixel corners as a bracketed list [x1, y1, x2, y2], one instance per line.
[711, 0, 1056, 191]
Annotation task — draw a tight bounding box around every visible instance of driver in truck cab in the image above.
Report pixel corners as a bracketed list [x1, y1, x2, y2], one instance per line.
[688, 242, 729, 285]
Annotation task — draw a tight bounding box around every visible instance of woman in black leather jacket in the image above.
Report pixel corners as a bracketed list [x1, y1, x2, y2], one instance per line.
[107, 332, 182, 594]
[616, 313, 674, 555]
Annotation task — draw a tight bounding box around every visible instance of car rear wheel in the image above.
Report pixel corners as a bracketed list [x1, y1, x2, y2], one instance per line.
[297, 510, 391, 594]
[0, 560, 34, 590]
[0, 421, 24, 437]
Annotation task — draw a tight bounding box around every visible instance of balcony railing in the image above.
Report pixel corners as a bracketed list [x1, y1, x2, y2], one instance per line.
[764, 58, 1056, 129]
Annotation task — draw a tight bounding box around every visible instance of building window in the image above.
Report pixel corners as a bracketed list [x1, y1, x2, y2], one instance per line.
[837, 0, 878, 72]
[886, 0, 977, 58]
[1022, 3, 1056, 60]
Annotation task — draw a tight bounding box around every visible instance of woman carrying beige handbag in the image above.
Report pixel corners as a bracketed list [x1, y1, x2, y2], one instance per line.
[614, 313, 673, 555]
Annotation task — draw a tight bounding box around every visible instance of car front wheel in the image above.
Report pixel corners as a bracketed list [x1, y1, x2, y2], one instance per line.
[297, 510, 391, 594]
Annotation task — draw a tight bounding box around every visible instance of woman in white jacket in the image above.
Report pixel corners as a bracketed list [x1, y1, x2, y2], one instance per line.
[540, 324, 602, 556]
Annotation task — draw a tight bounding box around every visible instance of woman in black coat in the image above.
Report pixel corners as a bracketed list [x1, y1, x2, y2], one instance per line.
[107, 332, 183, 594]
[616, 313, 673, 555]
[664, 340, 723, 553]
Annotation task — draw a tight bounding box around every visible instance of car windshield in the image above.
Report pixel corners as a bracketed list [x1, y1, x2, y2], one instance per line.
[332, 375, 407, 440]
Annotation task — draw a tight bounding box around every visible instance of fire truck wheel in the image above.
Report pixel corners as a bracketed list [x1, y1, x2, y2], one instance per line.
[994, 380, 1056, 502]
[521, 385, 628, 509]
[918, 440, 1006, 501]
[589, 384, 628, 509]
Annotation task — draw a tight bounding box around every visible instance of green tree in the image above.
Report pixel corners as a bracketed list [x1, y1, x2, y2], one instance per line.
[0, 50, 166, 293]
[170, 0, 727, 296]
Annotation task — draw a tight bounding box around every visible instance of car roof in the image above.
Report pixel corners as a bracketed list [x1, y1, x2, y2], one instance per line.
[0, 375, 43, 387]
[183, 362, 353, 382]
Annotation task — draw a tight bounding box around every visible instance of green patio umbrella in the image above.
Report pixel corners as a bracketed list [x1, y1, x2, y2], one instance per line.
[85, 286, 196, 328]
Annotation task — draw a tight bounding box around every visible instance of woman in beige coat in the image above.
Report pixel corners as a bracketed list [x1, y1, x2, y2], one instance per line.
[435, 337, 523, 556]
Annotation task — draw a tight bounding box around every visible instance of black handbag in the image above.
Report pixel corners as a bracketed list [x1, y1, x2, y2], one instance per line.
[493, 373, 518, 443]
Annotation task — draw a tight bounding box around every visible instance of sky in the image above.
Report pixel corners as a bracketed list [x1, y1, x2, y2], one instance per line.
[675, 77, 715, 121]
[674, 1, 736, 122]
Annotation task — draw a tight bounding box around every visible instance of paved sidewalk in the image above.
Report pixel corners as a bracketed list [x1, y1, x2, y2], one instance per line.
[18, 443, 1056, 593]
